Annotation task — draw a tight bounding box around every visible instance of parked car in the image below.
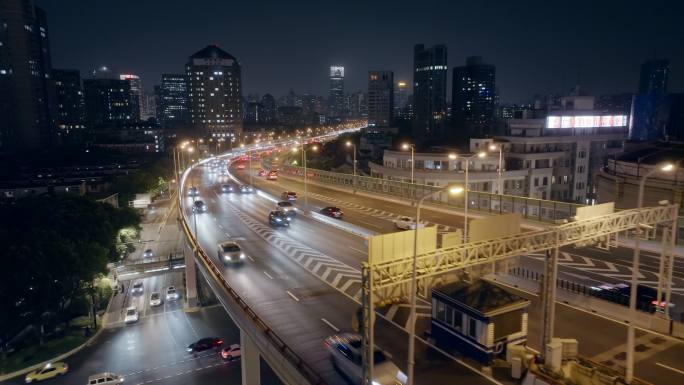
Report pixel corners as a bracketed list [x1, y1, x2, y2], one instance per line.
[87, 372, 124, 385]
[218, 242, 246, 264]
[320, 206, 344, 218]
[149, 292, 162, 307]
[281, 191, 297, 201]
[124, 306, 139, 324]
[25, 362, 69, 383]
[192, 200, 207, 213]
[393, 216, 425, 230]
[269, 210, 291, 227]
[187, 337, 224, 353]
[166, 286, 179, 301]
[325, 333, 406, 385]
[220, 344, 242, 361]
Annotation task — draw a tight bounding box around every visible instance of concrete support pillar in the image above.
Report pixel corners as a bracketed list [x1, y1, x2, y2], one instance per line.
[241, 328, 261, 385]
[184, 246, 200, 309]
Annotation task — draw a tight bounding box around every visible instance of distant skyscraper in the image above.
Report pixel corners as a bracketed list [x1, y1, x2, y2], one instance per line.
[394, 81, 409, 118]
[120, 74, 142, 120]
[412, 44, 447, 140]
[261, 94, 277, 123]
[140, 91, 157, 121]
[348, 91, 367, 119]
[0, 0, 57, 151]
[367, 71, 394, 127]
[53, 69, 85, 132]
[83, 78, 134, 127]
[639, 59, 669, 95]
[186, 45, 243, 139]
[158, 74, 188, 128]
[329, 66, 345, 118]
[452, 56, 496, 138]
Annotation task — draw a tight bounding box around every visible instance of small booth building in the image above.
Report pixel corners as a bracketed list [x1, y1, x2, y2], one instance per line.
[431, 280, 531, 364]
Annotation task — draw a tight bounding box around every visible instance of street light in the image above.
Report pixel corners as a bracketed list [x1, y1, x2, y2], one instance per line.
[489, 144, 503, 195]
[345, 140, 357, 177]
[401, 143, 415, 184]
[406, 184, 464, 385]
[625, 162, 674, 384]
[449, 151, 486, 242]
[293, 143, 318, 208]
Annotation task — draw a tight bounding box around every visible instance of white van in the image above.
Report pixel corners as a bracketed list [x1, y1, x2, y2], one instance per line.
[87, 372, 124, 384]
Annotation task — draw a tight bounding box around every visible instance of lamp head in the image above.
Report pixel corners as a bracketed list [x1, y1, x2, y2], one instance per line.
[477, 151, 486, 158]
[661, 163, 675, 172]
[448, 153, 457, 160]
[448, 186, 465, 195]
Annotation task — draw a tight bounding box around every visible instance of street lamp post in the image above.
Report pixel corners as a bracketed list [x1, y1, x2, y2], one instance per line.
[489, 144, 503, 195]
[406, 185, 464, 385]
[450, 151, 486, 242]
[346, 141, 357, 190]
[401, 143, 415, 184]
[625, 162, 674, 384]
[293, 143, 318, 209]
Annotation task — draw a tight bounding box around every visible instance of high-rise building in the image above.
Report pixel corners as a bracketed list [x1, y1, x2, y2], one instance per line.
[120, 74, 142, 120]
[638, 58, 669, 95]
[348, 91, 367, 119]
[0, 0, 57, 151]
[53, 69, 85, 132]
[394, 81, 409, 119]
[261, 94, 277, 123]
[140, 91, 157, 121]
[367, 71, 394, 127]
[186, 45, 243, 139]
[452, 56, 496, 138]
[412, 44, 447, 140]
[83, 78, 134, 127]
[158, 74, 188, 128]
[329, 66, 345, 118]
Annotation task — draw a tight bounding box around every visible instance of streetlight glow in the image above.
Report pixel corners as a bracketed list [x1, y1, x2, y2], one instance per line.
[477, 151, 486, 158]
[489, 144, 497, 151]
[448, 186, 464, 195]
[401, 143, 411, 150]
[448, 153, 457, 160]
[661, 163, 675, 172]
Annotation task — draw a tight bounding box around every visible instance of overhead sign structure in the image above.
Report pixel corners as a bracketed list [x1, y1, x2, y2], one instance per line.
[469, 213, 521, 243]
[573, 202, 615, 221]
[368, 227, 437, 265]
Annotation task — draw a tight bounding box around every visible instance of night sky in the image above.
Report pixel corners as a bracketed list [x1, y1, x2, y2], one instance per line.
[38, 0, 683, 103]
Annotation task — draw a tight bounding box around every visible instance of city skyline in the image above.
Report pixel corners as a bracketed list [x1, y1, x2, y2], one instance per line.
[37, 0, 684, 103]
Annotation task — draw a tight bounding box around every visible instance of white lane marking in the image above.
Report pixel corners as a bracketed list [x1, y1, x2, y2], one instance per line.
[263, 271, 274, 280]
[286, 290, 300, 302]
[224, 232, 231, 237]
[321, 318, 340, 332]
[348, 246, 366, 255]
[246, 254, 255, 262]
[656, 362, 684, 375]
[218, 224, 223, 229]
[357, 219, 382, 230]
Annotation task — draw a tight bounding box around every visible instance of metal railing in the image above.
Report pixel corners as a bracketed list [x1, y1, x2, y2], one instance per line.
[178, 166, 327, 385]
[280, 165, 583, 223]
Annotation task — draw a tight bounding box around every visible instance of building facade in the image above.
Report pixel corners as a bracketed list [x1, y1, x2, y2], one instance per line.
[119, 73, 142, 120]
[140, 91, 156, 121]
[639, 58, 669, 95]
[261, 94, 277, 123]
[53, 69, 85, 132]
[0, 0, 57, 151]
[186, 45, 243, 139]
[328, 66, 345, 119]
[394, 80, 409, 119]
[367, 70, 393, 127]
[83, 78, 134, 128]
[412, 44, 448, 140]
[452, 56, 496, 139]
[158, 73, 188, 128]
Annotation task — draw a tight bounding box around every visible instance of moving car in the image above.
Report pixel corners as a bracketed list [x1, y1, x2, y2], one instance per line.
[192, 200, 207, 213]
[149, 292, 162, 307]
[393, 216, 425, 231]
[269, 210, 291, 227]
[236, 163, 246, 170]
[239, 185, 254, 194]
[258, 169, 266, 177]
[320, 206, 343, 218]
[143, 248, 154, 258]
[87, 372, 124, 385]
[325, 333, 406, 385]
[188, 186, 199, 197]
[266, 170, 278, 180]
[276, 201, 296, 214]
[25, 362, 68, 383]
[281, 191, 297, 201]
[187, 337, 224, 353]
[166, 286, 179, 301]
[131, 281, 143, 294]
[220, 344, 242, 361]
[124, 306, 139, 324]
[218, 242, 246, 264]
[221, 184, 235, 193]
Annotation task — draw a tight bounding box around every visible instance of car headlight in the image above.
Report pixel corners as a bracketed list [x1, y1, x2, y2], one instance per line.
[275, 218, 282, 222]
[240, 253, 245, 259]
[286, 217, 291, 221]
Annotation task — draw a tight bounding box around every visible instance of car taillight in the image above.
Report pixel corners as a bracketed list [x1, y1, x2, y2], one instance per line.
[217, 339, 224, 345]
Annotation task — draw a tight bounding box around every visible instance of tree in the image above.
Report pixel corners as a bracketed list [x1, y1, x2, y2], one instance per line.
[0, 194, 140, 345]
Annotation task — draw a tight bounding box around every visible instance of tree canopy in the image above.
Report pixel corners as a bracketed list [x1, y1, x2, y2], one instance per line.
[0, 194, 140, 345]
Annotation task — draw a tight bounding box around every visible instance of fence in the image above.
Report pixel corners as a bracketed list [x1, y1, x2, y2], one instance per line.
[281, 165, 583, 223]
[509, 266, 684, 322]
